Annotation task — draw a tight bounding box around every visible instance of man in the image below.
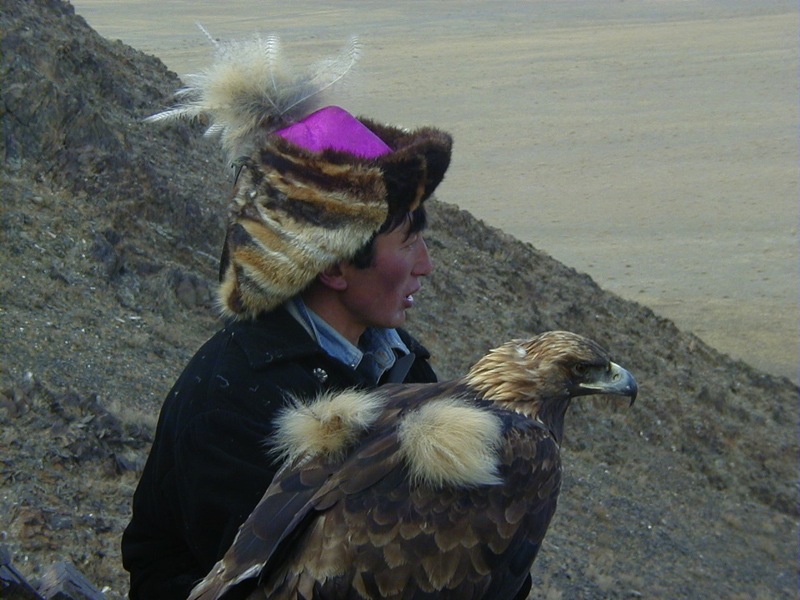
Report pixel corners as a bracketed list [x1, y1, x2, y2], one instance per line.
[121, 36, 453, 600]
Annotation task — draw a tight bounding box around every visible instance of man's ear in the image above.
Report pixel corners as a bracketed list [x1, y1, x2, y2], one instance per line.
[317, 262, 349, 291]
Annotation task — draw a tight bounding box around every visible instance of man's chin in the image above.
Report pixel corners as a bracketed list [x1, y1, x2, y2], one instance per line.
[386, 310, 408, 329]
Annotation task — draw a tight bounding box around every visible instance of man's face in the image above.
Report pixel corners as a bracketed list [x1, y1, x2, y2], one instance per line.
[340, 220, 433, 333]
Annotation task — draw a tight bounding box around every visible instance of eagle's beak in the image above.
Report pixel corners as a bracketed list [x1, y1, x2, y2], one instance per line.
[578, 361, 638, 406]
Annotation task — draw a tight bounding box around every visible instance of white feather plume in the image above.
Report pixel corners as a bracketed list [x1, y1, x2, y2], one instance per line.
[147, 26, 361, 162]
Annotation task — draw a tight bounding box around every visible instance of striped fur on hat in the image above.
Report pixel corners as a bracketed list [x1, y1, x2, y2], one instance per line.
[148, 30, 452, 319]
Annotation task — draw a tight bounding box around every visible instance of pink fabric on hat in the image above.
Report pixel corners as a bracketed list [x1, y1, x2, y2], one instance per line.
[275, 106, 392, 158]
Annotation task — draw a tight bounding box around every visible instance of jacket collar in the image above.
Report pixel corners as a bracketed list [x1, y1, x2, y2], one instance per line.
[224, 307, 322, 369]
[224, 307, 431, 371]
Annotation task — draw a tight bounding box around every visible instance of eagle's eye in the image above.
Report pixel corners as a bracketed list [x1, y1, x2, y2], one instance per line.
[571, 363, 589, 377]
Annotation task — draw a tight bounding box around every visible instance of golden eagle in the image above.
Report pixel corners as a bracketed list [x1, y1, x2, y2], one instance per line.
[189, 331, 638, 600]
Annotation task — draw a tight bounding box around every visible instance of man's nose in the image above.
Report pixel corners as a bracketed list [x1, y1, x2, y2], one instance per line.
[414, 238, 433, 275]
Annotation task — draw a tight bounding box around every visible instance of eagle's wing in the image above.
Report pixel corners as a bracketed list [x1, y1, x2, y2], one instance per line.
[266, 409, 562, 599]
[187, 383, 442, 600]
[190, 385, 563, 600]
[186, 452, 338, 599]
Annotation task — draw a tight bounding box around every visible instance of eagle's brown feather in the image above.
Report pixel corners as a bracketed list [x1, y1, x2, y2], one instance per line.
[188, 331, 637, 600]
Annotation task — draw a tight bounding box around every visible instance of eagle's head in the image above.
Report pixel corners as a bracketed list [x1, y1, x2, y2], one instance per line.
[464, 331, 637, 442]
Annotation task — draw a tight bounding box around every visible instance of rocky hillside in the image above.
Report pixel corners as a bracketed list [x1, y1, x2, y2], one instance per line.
[1, 1, 797, 598]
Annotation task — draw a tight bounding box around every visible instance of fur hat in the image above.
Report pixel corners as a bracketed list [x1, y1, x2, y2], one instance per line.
[148, 32, 452, 319]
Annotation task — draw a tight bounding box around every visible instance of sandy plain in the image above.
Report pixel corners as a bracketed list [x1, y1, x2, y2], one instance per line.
[71, 0, 798, 383]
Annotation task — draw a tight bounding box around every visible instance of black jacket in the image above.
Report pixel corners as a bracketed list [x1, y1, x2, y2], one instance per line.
[121, 308, 436, 600]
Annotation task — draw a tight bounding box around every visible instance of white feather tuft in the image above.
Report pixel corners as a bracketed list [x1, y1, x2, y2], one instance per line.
[271, 389, 387, 464]
[146, 27, 361, 163]
[398, 398, 503, 489]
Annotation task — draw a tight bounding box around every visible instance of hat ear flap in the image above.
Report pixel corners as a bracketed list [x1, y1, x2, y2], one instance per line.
[421, 138, 452, 199]
[381, 155, 428, 215]
[362, 119, 453, 214]
[377, 128, 453, 215]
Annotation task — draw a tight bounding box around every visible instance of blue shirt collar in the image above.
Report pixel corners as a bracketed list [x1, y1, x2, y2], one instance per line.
[288, 297, 409, 383]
